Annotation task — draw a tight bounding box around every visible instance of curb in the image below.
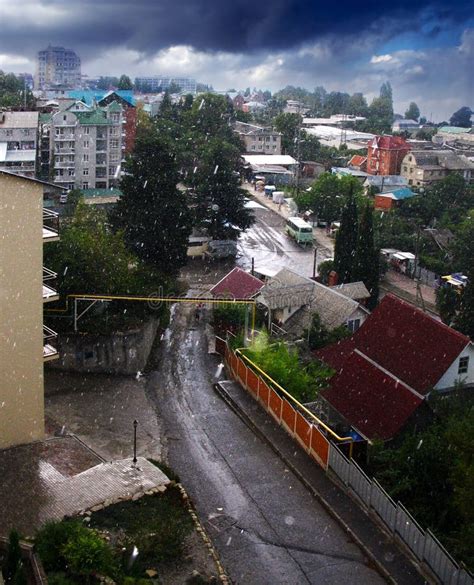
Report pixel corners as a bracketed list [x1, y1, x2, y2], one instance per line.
[214, 381, 399, 585]
[177, 482, 231, 585]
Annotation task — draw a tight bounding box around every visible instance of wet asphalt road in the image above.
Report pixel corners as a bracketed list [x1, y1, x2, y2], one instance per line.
[237, 208, 333, 278]
[148, 303, 385, 585]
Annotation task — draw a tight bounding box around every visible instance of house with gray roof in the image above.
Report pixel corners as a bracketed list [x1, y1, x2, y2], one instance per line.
[401, 150, 474, 186]
[256, 267, 369, 335]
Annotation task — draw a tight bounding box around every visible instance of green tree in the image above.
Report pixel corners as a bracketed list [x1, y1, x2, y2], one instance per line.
[449, 106, 472, 128]
[189, 138, 252, 239]
[0, 70, 35, 108]
[404, 102, 420, 121]
[295, 172, 361, 223]
[168, 81, 182, 94]
[352, 201, 379, 309]
[454, 267, 474, 339]
[334, 186, 358, 283]
[273, 112, 301, 155]
[436, 286, 459, 325]
[306, 313, 351, 350]
[117, 74, 133, 90]
[317, 259, 334, 285]
[112, 130, 192, 276]
[347, 92, 369, 117]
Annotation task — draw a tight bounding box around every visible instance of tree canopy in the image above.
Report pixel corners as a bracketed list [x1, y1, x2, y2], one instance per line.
[112, 129, 192, 276]
[449, 106, 472, 128]
[404, 102, 420, 121]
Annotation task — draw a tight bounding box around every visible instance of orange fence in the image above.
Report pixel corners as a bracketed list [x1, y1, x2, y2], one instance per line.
[222, 341, 330, 470]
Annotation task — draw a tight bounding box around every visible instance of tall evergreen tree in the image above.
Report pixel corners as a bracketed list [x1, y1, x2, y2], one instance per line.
[112, 131, 192, 276]
[334, 187, 358, 283]
[352, 201, 379, 309]
[190, 138, 252, 240]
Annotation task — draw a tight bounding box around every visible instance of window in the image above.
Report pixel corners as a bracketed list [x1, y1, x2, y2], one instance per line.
[63, 115, 67, 121]
[6, 129, 13, 136]
[458, 356, 469, 375]
[83, 168, 89, 176]
[110, 139, 119, 148]
[83, 140, 89, 148]
[84, 127, 90, 135]
[68, 169, 74, 176]
[347, 319, 361, 333]
[82, 182, 89, 189]
[109, 165, 116, 176]
[83, 154, 89, 162]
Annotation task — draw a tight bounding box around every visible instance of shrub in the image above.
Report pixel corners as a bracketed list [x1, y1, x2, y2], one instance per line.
[35, 520, 82, 572]
[4, 530, 23, 583]
[243, 331, 332, 402]
[35, 520, 117, 582]
[46, 573, 76, 585]
[61, 527, 116, 581]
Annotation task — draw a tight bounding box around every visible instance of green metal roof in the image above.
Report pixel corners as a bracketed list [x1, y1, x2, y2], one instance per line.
[439, 126, 472, 134]
[107, 101, 123, 112]
[39, 113, 52, 123]
[75, 110, 112, 126]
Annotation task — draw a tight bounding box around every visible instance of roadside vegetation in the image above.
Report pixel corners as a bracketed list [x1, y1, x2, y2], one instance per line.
[367, 391, 474, 571]
[240, 331, 333, 403]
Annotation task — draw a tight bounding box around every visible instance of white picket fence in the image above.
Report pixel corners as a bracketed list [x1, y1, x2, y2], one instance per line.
[328, 445, 473, 585]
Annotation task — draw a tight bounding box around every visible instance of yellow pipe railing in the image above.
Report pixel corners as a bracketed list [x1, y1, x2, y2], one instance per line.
[234, 348, 354, 445]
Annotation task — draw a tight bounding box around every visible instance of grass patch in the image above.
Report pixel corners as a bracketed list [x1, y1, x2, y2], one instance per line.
[89, 485, 193, 572]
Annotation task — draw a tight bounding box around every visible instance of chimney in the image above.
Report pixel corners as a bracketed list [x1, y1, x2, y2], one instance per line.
[328, 271, 339, 286]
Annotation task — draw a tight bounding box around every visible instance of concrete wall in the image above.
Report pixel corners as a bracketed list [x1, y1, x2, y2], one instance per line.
[0, 173, 45, 449]
[49, 318, 160, 375]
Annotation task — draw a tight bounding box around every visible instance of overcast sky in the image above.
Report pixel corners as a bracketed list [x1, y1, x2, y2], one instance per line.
[0, 0, 472, 121]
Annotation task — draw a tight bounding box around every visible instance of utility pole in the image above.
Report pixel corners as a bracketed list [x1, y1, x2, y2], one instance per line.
[312, 247, 318, 280]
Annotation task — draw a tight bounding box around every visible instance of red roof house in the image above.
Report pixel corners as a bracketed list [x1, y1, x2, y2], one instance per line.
[315, 295, 473, 440]
[367, 135, 411, 176]
[348, 155, 367, 171]
[210, 267, 264, 299]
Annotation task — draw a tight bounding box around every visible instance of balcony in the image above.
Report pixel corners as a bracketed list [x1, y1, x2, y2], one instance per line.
[54, 161, 75, 169]
[43, 208, 60, 243]
[55, 147, 75, 154]
[43, 267, 59, 303]
[54, 175, 75, 183]
[43, 325, 59, 362]
[55, 134, 76, 141]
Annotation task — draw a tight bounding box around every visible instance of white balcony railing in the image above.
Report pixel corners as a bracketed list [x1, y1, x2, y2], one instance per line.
[43, 325, 59, 361]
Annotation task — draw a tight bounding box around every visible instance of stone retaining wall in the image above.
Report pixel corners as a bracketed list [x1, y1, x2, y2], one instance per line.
[49, 317, 160, 375]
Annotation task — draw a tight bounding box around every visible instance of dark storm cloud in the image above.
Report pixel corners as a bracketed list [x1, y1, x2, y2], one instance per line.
[0, 0, 471, 59]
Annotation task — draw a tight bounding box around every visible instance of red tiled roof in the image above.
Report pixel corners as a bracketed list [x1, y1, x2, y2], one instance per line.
[210, 267, 264, 299]
[370, 135, 410, 150]
[322, 350, 422, 441]
[351, 295, 469, 394]
[349, 155, 367, 167]
[314, 337, 355, 371]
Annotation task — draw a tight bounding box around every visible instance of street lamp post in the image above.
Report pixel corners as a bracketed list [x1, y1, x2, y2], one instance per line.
[133, 419, 138, 465]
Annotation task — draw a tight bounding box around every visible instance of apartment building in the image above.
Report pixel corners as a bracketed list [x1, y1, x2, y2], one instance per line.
[41, 101, 124, 190]
[234, 121, 282, 155]
[35, 45, 81, 90]
[401, 150, 474, 186]
[0, 111, 39, 178]
[135, 76, 197, 93]
[0, 171, 60, 449]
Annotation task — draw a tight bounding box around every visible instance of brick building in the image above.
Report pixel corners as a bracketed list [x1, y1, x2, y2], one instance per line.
[366, 135, 411, 176]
